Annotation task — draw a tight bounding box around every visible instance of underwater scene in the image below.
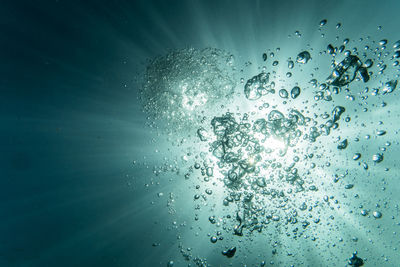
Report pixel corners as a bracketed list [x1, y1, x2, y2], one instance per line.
[2, 0, 400, 266]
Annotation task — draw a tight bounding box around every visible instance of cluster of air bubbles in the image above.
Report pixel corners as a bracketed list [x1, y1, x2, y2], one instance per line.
[194, 104, 353, 237]
[244, 72, 304, 101]
[140, 47, 237, 131]
[382, 79, 397, 94]
[139, 17, 400, 265]
[326, 55, 370, 87]
[244, 72, 273, 100]
[348, 251, 364, 266]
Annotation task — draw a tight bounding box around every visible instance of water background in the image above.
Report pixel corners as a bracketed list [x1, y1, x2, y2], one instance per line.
[1, 0, 400, 266]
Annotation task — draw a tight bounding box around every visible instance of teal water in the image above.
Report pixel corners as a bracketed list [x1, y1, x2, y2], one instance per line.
[1, 0, 400, 266]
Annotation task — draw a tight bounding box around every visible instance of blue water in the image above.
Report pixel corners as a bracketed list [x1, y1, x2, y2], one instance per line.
[1, 0, 400, 266]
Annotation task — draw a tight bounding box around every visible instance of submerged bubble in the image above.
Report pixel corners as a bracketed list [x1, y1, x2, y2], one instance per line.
[364, 59, 373, 68]
[348, 252, 364, 266]
[332, 106, 346, 123]
[393, 40, 400, 49]
[222, 247, 236, 258]
[363, 162, 369, 170]
[268, 110, 285, 121]
[373, 211, 382, 219]
[279, 89, 289, 99]
[296, 51, 311, 64]
[288, 60, 294, 69]
[328, 45, 336, 56]
[382, 80, 398, 94]
[361, 209, 368, 216]
[290, 86, 301, 99]
[345, 184, 354, 189]
[353, 153, 361, 160]
[197, 127, 209, 141]
[379, 39, 388, 46]
[337, 139, 348, 150]
[376, 130, 386, 136]
[244, 72, 271, 100]
[372, 153, 384, 163]
[262, 53, 268, 61]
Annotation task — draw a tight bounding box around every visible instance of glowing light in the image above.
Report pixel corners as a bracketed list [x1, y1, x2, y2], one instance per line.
[264, 136, 285, 151]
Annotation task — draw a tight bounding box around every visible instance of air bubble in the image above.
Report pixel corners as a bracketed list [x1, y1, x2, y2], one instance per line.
[296, 51, 311, 64]
[279, 89, 289, 99]
[379, 39, 388, 46]
[373, 211, 382, 218]
[372, 153, 384, 163]
[291, 86, 301, 99]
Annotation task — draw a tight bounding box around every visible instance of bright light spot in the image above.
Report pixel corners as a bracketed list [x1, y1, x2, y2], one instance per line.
[264, 136, 286, 151]
[247, 156, 255, 165]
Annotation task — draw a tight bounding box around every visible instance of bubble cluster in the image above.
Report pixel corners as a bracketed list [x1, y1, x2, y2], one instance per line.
[244, 72, 273, 100]
[140, 18, 400, 267]
[326, 55, 370, 87]
[141, 47, 237, 130]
